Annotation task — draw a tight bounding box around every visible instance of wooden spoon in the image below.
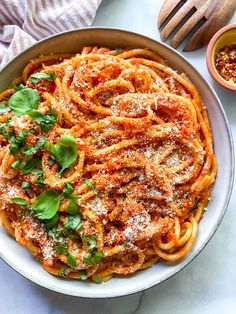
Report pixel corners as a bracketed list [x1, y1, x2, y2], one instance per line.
[158, 0, 236, 51]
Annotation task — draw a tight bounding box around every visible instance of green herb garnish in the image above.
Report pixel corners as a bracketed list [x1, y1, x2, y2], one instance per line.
[88, 235, 97, 252]
[82, 178, 97, 194]
[22, 181, 30, 189]
[63, 182, 74, 196]
[48, 158, 54, 166]
[9, 88, 41, 116]
[83, 252, 104, 265]
[44, 134, 78, 174]
[27, 107, 57, 132]
[59, 266, 68, 276]
[5, 117, 11, 126]
[44, 212, 59, 229]
[67, 199, 79, 215]
[12, 84, 26, 92]
[67, 254, 77, 267]
[11, 160, 20, 169]
[31, 189, 60, 220]
[94, 275, 102, 284]
[36, 172, 45, 187]
[64, 215, 83, 231]
[79, 270, 87, 281]
[8, 88, 56, 132]
[0, 103, 10, 114]
[56, 244, 68, 255]
[23, 136, 46, 156]
[62, 182, 81, 199]
[20, 158, 40, 173]
[63, 229, 80, 239]
[9, 130, 28, 155]
[12, 197, 29, 206]
[30, 72, 57, 84]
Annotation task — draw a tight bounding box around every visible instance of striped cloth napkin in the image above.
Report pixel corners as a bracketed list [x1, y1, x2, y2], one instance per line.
[0, 0, 101, 68]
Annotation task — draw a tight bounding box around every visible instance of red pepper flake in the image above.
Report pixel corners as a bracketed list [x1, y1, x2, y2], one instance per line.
[215, 44, 236, 84]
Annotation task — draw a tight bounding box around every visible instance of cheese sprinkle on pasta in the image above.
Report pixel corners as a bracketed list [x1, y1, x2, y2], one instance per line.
[0, 46, 217, 282]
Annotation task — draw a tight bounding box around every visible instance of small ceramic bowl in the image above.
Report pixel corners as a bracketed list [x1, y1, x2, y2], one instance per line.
[206, 23, 236, 91]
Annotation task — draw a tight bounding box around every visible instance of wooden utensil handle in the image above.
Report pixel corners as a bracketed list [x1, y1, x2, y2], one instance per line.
[184, 0, 236, 51]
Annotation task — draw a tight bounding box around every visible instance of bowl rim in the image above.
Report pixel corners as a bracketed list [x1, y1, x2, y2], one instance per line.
[0, 27, 234, 298]
[206, 23, 236, 91]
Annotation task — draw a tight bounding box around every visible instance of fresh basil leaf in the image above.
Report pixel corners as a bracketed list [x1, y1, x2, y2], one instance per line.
[9, 143, 18, 155]
[63, 182, 74, 196]
[12, 83, 26, 92]
[32, 189, 60, 220]
[56, 244, 68, 255]
[123, 241, 129, 247]
[12, 197, 29, 206]
[67, 199, 79, 215]
[63, 228, 80, 239]
[27, 108, 57, 132]
[27, 109, 45, 122]
[44, 141, 57, 155]
[31, 168, 43, 175]
[11, 160, 20, 169]
[93, 252, 104, 263]
[23, 136, 46, 156]
[22, 181, 30, 189]
[83, 252, 104, 265]
[94, 275, 102, 284]
[9, 130, 28, 155]
[62, 182, 81, 200]
[0, 125, 14, 142]
[20, 158, 40, 174]
[39, 111, 57, 132]
[79, 270, 87, 281]
[45, 134, 78, 174]
[48, 158, 54, 166]
[45, 212, 59, 229]
[59, 266, 68, 276]
[36, 172, 45, 187]
[5, 117, 11, 126]
[81, 233, 88, 246]
[82, 178, 97, 194]
[9, 131, 15, 143]
[88, 235, 97, 252]
[67, 254, 77, 267]
[54, 134, 78, 173]
[9, 88, 41, 116]
[0, 126, 8, 140]
[64, 215, 82, 231]
[0, 103, 10, 114]
[30, 72, 57, 84]
[29, 128, 36, 134]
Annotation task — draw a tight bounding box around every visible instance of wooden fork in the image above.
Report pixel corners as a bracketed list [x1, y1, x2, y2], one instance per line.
[158, 0, 236, 51]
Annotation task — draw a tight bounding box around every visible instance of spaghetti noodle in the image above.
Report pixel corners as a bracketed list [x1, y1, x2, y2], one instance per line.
[0, 46, 217, 283]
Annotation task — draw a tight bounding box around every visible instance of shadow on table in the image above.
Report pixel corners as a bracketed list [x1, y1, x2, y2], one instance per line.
[33, 284, 142, 314]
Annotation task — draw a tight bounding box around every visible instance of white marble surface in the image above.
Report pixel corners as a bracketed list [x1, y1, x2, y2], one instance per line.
[1, 0, 236, 313]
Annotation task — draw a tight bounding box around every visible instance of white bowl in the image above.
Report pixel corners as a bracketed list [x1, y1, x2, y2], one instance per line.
[0, 28, 234, 298]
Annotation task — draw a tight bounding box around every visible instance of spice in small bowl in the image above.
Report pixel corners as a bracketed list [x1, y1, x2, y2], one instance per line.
[215, 45, 236, 85]
[206, 24, 236, 91]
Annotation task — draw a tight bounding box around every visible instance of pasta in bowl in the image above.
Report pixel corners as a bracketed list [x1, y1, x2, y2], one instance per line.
[0, 28, 233, 297]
